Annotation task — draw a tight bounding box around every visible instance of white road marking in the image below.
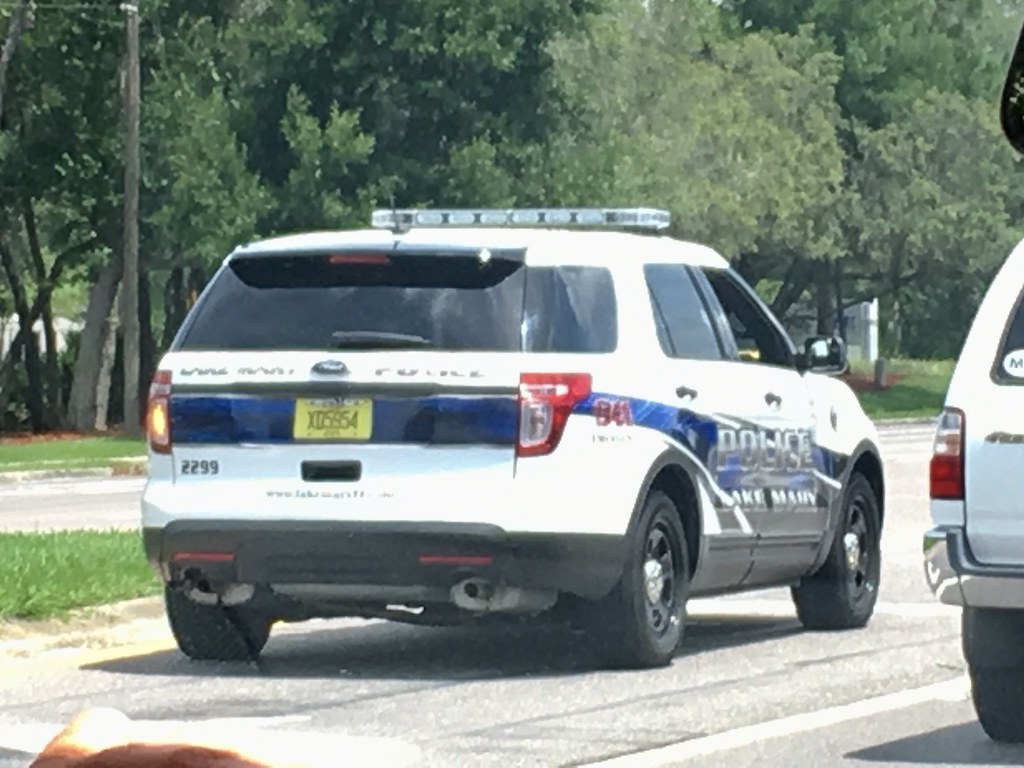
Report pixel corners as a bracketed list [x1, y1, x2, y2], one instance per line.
[580, 677, 969, 767]
[689, 597, 959, 619]
[0, 477, 146, 498]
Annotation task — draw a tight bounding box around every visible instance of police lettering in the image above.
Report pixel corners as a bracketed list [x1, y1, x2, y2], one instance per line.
[375, 367, 483, 378]
[717, 427, 813, 472]
[769, 489, 816, 507]
[726, 488, 818, 510]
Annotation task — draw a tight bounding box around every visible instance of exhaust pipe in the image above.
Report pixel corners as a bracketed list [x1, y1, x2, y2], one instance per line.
[450, 578, 556, 614]
[178, 570, 254, 607]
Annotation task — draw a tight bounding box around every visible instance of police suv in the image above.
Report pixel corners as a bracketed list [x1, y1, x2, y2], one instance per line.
[143, 207, 886, 669]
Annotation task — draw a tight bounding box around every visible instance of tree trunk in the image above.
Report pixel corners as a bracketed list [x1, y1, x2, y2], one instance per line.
[0, 0, 32, 125]
[883, 245, 906, 357]
[187, 266, 206, 308]
[833, 259, 846, 342]
[733, 253, 760, 285]
[95, 287, 119, 432]
[162, 266, 184, 349]
[0, 235, 101, 422]
[0, 237, 46, 430]
[67, 256, 121, 432]
[769, 255, 813, 321]
[23, 198, 62, 425]
[120, 4, 142, 438]
[138, 267, 153, 417]
[815, 260, 835, 336]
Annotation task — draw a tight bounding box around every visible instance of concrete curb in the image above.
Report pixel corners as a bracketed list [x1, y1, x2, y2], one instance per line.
[0, 457, 147, 485]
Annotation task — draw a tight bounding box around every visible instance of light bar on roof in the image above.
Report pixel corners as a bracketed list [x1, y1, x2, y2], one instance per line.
[370, 207, 671, 231]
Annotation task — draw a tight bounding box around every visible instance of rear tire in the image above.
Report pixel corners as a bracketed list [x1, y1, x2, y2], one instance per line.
[588, 490, 689, 669]
[792, 473, 881, 630]
[963, 607, 1024, 743]
[165, 586, 271, 662]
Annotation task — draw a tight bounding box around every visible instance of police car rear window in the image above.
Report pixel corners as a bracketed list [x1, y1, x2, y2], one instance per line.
[176, 253, 617, 353]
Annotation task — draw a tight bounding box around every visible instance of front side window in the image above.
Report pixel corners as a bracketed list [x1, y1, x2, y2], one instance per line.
[700, 268, 796, 368]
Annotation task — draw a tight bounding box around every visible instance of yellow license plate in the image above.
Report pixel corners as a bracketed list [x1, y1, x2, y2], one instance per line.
[293, 398, 372, 441]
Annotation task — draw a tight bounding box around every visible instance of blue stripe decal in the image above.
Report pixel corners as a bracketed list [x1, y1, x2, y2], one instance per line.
[574, 393, 718, 466]
[170, 396, 518, 446]
[574, 392, 845, 507]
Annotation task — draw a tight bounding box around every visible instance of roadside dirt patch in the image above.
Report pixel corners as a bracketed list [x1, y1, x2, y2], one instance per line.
[0, 597, 165, 657]
[840, 370, 906, 393]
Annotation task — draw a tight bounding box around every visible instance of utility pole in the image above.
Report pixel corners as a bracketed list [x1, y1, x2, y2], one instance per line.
[120, 2, 141, 437]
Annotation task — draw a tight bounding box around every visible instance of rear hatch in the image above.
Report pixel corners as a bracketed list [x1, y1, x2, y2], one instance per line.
[150, 241, 617, 523]
[961, 284, 1024, 565]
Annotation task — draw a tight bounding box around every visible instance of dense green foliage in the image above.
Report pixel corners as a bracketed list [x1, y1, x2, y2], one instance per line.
[1, 0, 1022, 431]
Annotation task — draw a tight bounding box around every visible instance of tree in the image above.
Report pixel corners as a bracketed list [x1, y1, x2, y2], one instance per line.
[0, 3, 122, 430]
[844, 90, 1024, 356]
[546, 2, 847, 320]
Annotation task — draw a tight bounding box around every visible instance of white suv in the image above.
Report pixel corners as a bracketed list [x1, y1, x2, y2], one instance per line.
[143, 207, 885, 669]
[925, 234, 1024, 742]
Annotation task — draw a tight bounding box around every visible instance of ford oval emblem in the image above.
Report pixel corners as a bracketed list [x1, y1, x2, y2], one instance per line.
[312, 360, 349, 375]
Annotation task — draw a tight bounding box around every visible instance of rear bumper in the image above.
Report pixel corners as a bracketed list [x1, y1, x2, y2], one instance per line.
[144, 521, 626, 602]
[924, 526, 1024, 609]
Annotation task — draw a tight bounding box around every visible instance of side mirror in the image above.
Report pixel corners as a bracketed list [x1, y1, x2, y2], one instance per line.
[801, 335, 848, 374]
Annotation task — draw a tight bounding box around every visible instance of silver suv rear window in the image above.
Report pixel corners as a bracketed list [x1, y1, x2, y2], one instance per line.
[176, 252, 617, 354]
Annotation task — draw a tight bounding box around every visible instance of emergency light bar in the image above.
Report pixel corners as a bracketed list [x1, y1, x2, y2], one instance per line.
[370, 207, 671, 232]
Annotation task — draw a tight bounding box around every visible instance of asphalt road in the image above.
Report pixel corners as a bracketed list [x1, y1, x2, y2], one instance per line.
[0, 476, 144, 532]
[3, 422, 1021, 767]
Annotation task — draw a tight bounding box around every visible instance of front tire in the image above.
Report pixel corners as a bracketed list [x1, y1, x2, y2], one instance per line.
[963, 607, 1024, 743]
[589, 490, 689, 669]
[792, 472, 881, 630]
[165, 586, 271, 662]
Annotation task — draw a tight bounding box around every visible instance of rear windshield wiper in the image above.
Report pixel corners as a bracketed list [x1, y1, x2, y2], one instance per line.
[330, 331, 435, 349]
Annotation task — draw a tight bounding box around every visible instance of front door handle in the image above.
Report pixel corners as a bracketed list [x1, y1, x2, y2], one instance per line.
[765, 392, 782, 408]
[676, 385, 698, 400]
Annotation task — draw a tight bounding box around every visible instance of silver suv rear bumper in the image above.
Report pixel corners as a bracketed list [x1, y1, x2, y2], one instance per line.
[925, 526, 1024, 609]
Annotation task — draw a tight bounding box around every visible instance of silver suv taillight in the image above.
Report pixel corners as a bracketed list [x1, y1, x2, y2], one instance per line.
[930, 407, 965, 500]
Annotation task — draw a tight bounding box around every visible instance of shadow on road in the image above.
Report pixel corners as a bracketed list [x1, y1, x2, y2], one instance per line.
[848, 721, 1024, 765]
[83, 613, 805, 682]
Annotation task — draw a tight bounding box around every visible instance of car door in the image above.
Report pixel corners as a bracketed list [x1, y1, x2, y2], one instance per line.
[692, 266, 828, 582]
[641, 263, 760, 591]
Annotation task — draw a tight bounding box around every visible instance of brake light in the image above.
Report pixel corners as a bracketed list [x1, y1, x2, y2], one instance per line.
[147, 369, 173, 455]
[930, 407, 965, 500]
[327, 252, 391, 265]
[516, 373, 592, 457]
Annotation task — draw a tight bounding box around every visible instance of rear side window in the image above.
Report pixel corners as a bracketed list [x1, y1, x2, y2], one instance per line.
[523, 266, 617, 353]
[644, 264, 722, 360]
[177, 252, 616, 354]
[995, 291, 1024, 383]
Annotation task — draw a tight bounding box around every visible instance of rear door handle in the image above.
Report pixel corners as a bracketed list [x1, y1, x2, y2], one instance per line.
[764, 392, 782, 408]
[676, 385, 698, 400]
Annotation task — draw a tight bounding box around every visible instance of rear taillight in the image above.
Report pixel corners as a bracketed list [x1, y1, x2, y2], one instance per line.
[930, 407, 965, 500]
[147, 369, 173, 455]
[516, 373, 592, 458]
